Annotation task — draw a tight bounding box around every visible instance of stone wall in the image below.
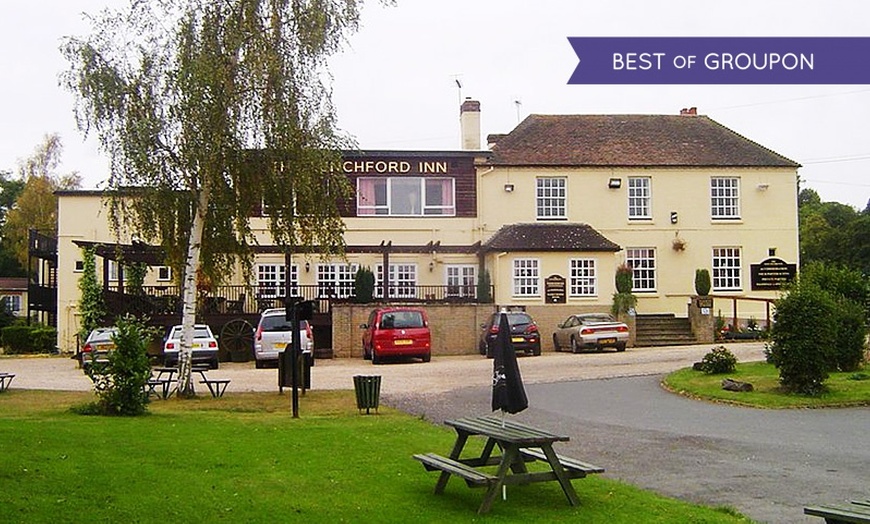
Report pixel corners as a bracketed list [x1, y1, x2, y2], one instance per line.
[688, 295, 715, 343]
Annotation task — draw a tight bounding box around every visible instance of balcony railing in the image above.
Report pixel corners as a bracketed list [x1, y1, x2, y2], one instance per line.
[104, 283, 492, 319]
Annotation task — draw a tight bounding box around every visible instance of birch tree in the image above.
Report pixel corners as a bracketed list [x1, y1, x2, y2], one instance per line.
[63, 0, 363, 396]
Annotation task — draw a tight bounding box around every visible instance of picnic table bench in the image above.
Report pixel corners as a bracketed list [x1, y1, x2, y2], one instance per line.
[0, 372, 15, 392]
[414, 415, 604, 514]
[805, 499, 870, 523]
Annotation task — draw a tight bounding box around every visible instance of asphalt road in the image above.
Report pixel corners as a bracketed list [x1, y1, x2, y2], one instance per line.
[2, 343, 866, 523]
[387, 374, 869, 524]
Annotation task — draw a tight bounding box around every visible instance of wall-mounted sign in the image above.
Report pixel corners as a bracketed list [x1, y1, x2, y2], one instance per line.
[545, 274, 566, 304]
[750, 257, 796, 290]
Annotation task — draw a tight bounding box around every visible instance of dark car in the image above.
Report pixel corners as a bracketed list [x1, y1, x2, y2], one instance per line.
[479, 311, 541, 358]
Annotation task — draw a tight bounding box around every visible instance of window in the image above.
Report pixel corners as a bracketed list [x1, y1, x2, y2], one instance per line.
[569, 259, 597, 297]
[357, 177, 455, 216]
[626, 248, 656, 292]
[711, 177, 740, 219]
[156, 266, 172, 282]
[446, 265, 476, 297]
[107, 260, 126, 282]
[318, 264, 358, 298]
[74, 260, 84, 273]
[257, 264, 286, 297]
[512, 259, 540, 297]
[713, 247, 742, 291]
[1, 295, 21, 315]
[536, 178, 566, 220]
[628, 177, 651, 219]
[376, 264, 418, 299]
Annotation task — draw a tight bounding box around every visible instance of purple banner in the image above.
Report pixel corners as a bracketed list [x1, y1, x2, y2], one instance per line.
[567, 37, 870, 84]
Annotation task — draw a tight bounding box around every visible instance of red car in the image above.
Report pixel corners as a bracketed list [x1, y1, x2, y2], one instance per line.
[361, 307, 431, 364]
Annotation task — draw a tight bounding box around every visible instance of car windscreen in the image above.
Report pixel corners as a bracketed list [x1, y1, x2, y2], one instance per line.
[506, 313, 532, 326]
[380, 311, 424, 329]
[88, 330, 117, 343]
[169, 327, 213, 339]
[260, 316, 308, 332]
[581, 315, 615, 324]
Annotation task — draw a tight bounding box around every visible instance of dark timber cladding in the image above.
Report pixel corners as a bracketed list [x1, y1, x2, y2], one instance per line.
[340, 150, 484, 218]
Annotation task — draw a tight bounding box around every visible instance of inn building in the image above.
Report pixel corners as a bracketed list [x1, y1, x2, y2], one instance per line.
[50, 101, 799, 358]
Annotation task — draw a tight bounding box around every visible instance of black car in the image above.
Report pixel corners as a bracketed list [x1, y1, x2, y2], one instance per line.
[478, 311, 541, 358]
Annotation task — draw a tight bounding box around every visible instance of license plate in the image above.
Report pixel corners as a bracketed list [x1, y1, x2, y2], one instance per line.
[511, 337, 524, 343]
[191, 343, 203, 348]
[394, 339, 413, 346]
[598, 338, 617, 345]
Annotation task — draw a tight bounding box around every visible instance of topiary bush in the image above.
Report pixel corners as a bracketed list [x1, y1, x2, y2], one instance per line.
[694, 268, 711, 296]
[615, 264, 633, 294]
[767, 283, 837, 395]
[477, 270, 493, 303]
[612, 264, 637, 316]
[353, 266, 375, 303]
[697, 346, 737, 374]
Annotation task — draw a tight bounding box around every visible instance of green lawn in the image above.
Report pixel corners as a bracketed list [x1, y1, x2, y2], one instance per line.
[0, 390, 753, 523]
[664, 361, 870, 408]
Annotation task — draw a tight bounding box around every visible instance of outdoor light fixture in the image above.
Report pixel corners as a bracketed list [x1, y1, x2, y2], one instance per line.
[305, 262, 310, 273]
[670, 211, 679, 224]
[608, 178, 622, 189]
[428, 261, 435, 272]
[503, 183, 514, 192]
[757, 183, 769, 191]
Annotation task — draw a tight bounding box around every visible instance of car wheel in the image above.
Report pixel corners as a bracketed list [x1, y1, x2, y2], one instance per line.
[372, 348, 381, 365]
[363, 343, 371, 360]
[571, 336, 580, 354]
[552, 334, 560, 352]
[533, 344, 541, 356]
[422, 352, 431, 363]
[616, 343, 627, 352]
[255, 359, 264, 369]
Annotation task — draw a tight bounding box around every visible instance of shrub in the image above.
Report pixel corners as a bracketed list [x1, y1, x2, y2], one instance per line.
[831, 296, 867, 372]
[477, 270, 493, 303]
[1, 324, 56, 354]
[697, 346, 737, 374]
[353, 266, 375, 304]
[767, 283, 837, 395]
[694, 269, 711, 296]
[82, 315, 155, 416]
[615, 264, 633, 293]
[611, 292, 637, 316]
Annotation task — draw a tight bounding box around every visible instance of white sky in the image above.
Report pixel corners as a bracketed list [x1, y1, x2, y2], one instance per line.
[2, 0, 869, 209]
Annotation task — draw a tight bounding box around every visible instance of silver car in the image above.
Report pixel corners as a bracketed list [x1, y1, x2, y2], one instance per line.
[254, 308, 314, 369]
[553, 313, 629, 353]
[163, 324, 220, 368]
[79, 327, 119, 371]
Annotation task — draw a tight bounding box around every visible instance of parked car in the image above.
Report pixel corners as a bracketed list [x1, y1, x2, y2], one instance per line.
[552, 313, 629, 353]
[253, 308, 314, 369]
[478, 311, 541, 358]
[163, 324, 220, 368]
[361, 307, 431, 364]
[79, 326, 119, 371]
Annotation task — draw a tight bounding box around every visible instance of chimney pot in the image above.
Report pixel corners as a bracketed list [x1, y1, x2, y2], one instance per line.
[680, 107, 698, 116]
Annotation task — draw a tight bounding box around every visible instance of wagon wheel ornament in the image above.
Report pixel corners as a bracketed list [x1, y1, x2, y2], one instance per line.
[219, 319, 254, 362]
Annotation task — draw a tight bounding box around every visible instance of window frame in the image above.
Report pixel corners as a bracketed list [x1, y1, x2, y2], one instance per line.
[446, 265, 476, 297]
[712, 247, 742, 291]
[535, 177, 567, 221]
[625, 248, 657, 293]
[569, 258, 597, 297]
[317, 263, 358, 298]
[357, 177, 455, 217]
[376, 263, 419, 299]
[711, 177, 741, 220]
[627, 176, 652, 220]
[512, 258, 540, 297]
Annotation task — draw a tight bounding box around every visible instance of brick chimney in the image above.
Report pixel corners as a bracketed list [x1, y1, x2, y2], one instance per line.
[680, 107, 698, 116]
[460, 98, 481, 150]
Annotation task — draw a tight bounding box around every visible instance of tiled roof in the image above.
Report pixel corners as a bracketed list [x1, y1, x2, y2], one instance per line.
[488, 114, 800, 167]
[0, 278, 27, 291]
[483, 223, 621, 252]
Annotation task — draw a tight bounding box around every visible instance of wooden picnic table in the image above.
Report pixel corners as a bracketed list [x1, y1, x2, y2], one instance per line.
[805, 499, 870, 523]
[414, 415, 604, 514]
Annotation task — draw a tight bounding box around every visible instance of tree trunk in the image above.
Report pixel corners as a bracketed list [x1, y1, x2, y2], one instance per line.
[176, 185, 210, 397]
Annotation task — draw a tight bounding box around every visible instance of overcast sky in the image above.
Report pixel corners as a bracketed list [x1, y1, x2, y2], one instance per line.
[2, 0, 868, 209]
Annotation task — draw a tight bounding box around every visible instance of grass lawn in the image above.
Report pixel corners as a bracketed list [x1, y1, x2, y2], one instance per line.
[0, 389, 753, 523]
[664, 361, 870, 408]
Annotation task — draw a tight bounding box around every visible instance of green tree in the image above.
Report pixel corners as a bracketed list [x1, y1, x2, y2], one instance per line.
[77, 246, 105, 341]
[63, 0, 364, 396]
[2, 134, 81, 269]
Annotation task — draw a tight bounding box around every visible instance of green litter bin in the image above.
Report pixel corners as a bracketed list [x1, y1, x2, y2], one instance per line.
[353, 375, 381, 414]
